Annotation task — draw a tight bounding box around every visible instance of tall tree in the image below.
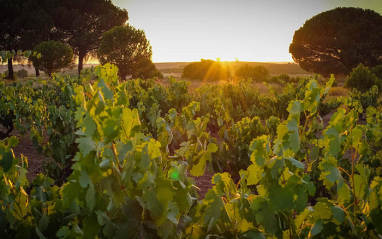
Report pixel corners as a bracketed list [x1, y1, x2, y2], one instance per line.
[289, 7, 382, 76]
[54, 0, 128, 75]
[98, 25, 156, 80]
[0, 0, 54, 79]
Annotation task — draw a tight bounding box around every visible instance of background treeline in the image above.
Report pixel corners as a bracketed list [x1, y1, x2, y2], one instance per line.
[0, 0, 162, 80]
[182, 59, 308, 81]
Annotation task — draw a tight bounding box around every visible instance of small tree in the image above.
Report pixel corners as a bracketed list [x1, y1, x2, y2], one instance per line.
[31, 41, 73, 77]
[235, 64, 269, 82]
[16, 69, 28, 78]
[98, 24, 157, 80]
[345, 64, 381, 93]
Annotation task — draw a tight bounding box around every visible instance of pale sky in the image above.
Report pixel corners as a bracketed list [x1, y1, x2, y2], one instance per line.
[111, 0, 382, 63]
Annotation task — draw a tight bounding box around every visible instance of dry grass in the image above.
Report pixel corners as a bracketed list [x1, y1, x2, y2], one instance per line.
[328, 87, 349, 97]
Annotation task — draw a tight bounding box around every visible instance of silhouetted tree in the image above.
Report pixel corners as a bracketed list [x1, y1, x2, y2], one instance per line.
[0, 0, 54, 80]
[182, 59, 230, 81]
[54, 0, 128, 75]
[98, 25, 157, 80]
[289, 7, 382, 76]
[30, 41, 73, 77]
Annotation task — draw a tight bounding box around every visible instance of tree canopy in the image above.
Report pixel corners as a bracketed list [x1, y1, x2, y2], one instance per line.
[289, 7, 382, 76]
[0, 0, 54, 79]
[54, 0, 128, 74]
[30, 41, 73, 77]
[98, 25, 157, 80]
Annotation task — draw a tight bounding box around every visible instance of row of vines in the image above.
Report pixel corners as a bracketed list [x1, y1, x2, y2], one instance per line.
[1, 63, 382, 238]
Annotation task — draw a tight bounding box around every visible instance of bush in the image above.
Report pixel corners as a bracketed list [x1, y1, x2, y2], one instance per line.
[268, 74, 302, 84]
[16, 69, 28, 78]
[345, 63, 381, 93]
[182, 59, 231, 81]
[2, 71, 18, 80]
[371, 64, 382, 79]
[235, 64, 269, 82]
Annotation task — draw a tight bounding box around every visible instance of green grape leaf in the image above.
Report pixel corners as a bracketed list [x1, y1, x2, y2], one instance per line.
[2, 150, 14, 172]
[310, 219, 324, 236]
[287, 100, 302, 116]
[323, 127, 341, 156]
[331, 206, 345, 223]
[86, 183, 96, 211]
[286, 157, 304, 169]
[190, 152, 210, 177]
[337, 177, 351, 204]
[203, 189, 225, 232]
[83, 114, 97, 137]
[207, 143, 218, 153]
[56, 226, 70, 238]
[319, 157, 340, 189]
[76, 137, 96, 157]
[251, 197, 279, 234]
[249, 135, 270, 166]
[12, 187, 30, 220]
[79, 171, 91, 188]
[247, 164, 263, 186]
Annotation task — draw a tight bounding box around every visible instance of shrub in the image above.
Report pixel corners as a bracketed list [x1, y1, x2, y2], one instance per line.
[345, 63, 381, 93]
[16, 69, 28, 78]
[235, 64, 269, 82]
[371, 64, 382, 79]
[182, 59, 231, 81]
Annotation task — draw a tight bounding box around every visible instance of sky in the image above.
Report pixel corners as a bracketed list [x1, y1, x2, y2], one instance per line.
[111, 0, 382, 63]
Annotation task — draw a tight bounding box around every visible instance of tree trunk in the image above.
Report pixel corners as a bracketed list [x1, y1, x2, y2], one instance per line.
[35, 67, 40, 77]
[8, 57, 14, 80]
[78, 50, 85, 75]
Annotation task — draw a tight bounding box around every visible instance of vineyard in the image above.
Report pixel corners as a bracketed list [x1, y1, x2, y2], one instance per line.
[1, 63, 382, 239]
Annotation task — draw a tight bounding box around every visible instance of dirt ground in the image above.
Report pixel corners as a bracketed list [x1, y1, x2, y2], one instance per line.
[0, 127, 44, 181]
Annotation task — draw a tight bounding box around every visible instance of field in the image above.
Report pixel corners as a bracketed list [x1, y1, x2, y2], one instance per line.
[1, 63, 382, 238]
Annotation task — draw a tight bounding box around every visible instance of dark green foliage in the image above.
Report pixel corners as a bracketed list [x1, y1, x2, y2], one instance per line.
[182, 59, 231, 81]
[132, 59, 163, 79]
[30, 41, 73, 77]
[215, 116, 268, 174]
[345, 64, 381, 93]
[98, 25, 158, 80]
[371, 65, 382, 79]
[290, 7, 382, 76]
[268, 74, 302, 84]
[16, 69, 28, 78]
[235, 64, 269, 82]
